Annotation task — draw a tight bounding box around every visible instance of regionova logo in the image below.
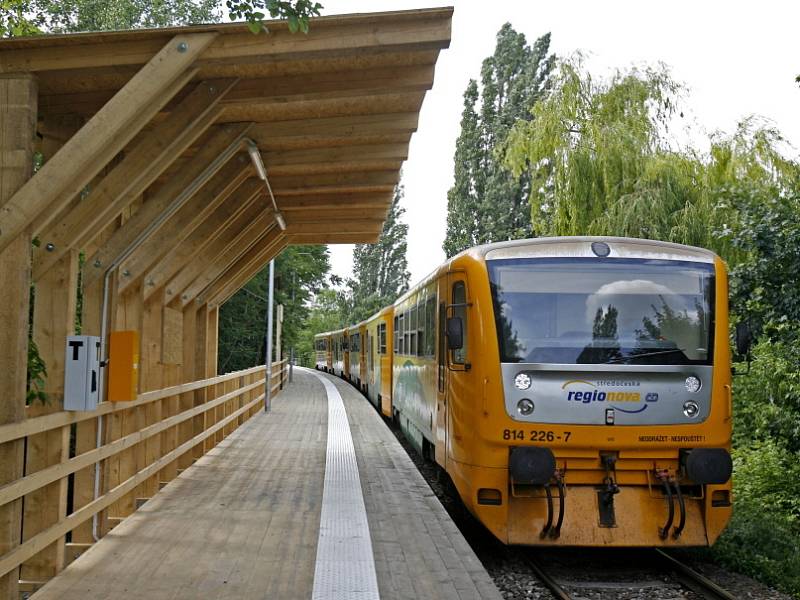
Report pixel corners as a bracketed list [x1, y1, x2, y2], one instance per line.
[561, 380, 659, 414]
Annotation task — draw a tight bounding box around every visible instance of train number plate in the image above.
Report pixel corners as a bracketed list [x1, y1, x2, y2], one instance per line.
[502, 429, 571, 442]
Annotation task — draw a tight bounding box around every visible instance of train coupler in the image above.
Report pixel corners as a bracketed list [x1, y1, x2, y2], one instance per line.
[597, 454, 620, 528]
[549, 469, 566, 539]
[656, 469, 675, 540]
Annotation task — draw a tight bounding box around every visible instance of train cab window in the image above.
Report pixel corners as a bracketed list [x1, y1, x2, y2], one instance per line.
[452, 281, 468, 364]
[379, 323, 387, 354]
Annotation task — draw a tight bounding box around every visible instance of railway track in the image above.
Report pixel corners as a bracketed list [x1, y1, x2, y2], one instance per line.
[525, 549, 737, 600]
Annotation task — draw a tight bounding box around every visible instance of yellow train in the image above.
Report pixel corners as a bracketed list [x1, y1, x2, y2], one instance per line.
[315, 237, 733, 547]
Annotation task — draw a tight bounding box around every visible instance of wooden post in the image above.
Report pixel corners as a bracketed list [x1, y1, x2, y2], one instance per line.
[21, 251, 78, 584]
[20, 116, 82, 586]
[193, 304, 209, 459]
[0, 74, 37, 600]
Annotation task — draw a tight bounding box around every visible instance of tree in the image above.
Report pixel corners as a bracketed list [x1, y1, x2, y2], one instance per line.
[1, 0, 321, 36]
[344, 183, 410, 322]
[443, 24, 555, 257]
[217, 245, 330, 373]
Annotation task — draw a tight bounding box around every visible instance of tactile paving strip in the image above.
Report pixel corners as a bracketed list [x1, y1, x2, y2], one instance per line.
[310, 370, 381, 600]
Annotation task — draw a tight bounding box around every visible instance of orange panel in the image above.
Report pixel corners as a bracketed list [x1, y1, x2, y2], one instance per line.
[108, 330, 139, 402]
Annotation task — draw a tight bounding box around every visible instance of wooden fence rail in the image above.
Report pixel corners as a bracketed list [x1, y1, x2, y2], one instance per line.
[0, 359, 288, 589]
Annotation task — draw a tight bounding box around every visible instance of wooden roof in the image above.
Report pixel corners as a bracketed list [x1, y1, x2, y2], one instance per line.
[0, 7, 452, 307]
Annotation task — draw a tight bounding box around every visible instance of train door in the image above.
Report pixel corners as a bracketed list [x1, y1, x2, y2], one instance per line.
[436, 271, 470, 467]
[434, 276, 448, 466]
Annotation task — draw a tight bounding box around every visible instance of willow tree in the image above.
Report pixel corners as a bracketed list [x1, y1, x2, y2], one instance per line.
[503, 60, 797, 256]
[443, 24, 555, 257]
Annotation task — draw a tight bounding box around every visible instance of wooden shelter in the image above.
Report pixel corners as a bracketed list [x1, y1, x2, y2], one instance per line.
[0, 8, 452, 598]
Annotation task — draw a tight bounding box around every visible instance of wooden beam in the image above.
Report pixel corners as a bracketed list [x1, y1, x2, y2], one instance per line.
[0, 9, 452, 73]
[0, 73, 37, 600]
[82, 123, 252, 289]
[141, 174, 260, 302]
[219, 90, 425, 124]
[173, 210, 278, 308]
[279, 208, 390, 223]
[33, 79, 237, 281]
[0, 33, 218, 252]
[116, 154, 253, 295]
[278, 191, 393, 210]
[41, 64, 435, 118]
[204, 237, 289, 308]
[282, 220, 384, 235]
[250, 112, 419, 140]
[285, 232, 380, 244]
[186, 228, 284, 308]
[161, 198, 268, 306]
[269, 170, 399, 196]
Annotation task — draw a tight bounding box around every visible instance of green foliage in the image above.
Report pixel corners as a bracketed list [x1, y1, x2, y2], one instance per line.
[217, 245, 330, 373]
[444, 24, 554, 257]
[700, 441, 800, 597]
[32, 0, 220, 32]
[0, 0, 42, 36]
[298, 288, 347, 365]
[26, 337, 48, 406]
[226, 0, 321, 33]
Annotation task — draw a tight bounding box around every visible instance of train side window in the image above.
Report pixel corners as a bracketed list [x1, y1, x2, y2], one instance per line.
[393, 317, 399, 353]
[425, 297, 436, 357]
[409, 305, 416, 357]
[398, 313, 405, 355]
[379, 323, 387, 354]
[452, 281, 468, 364]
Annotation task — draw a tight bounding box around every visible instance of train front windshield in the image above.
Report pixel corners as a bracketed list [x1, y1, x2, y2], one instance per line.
[487, 258, 715, 365]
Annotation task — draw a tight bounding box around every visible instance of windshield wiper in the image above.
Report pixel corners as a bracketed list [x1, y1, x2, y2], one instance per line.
[604, 348, 687, 364]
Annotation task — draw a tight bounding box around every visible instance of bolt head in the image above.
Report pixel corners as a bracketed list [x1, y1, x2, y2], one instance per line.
[182, 294, 188, 300]
[45, 242, 55, 251]
[122, 269, 131, 277]
[177, 41, 188, 52]
[93, 259, 102, 268]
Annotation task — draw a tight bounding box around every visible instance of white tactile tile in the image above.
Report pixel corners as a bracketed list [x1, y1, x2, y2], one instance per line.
[309, 369, 381, 600]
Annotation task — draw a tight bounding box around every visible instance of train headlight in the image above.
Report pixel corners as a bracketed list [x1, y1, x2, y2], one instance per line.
[517, 398, 534, 416]
[514, 372, 532, 390]
[684, 375, 701, 393]
[683, 400, 700, 418]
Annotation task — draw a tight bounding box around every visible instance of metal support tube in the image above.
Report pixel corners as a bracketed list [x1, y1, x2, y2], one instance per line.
[264, 259, 275, 412]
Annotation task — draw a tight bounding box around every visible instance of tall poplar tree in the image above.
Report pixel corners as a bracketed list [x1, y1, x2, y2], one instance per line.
[444, 24, 555, 257]
[346, 183, 410, 321]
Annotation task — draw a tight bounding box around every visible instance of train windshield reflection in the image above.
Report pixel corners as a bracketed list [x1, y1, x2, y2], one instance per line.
[487, 258, 715, 365]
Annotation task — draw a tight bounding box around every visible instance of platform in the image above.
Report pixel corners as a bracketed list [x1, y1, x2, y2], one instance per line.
[33, 368, 501, 600]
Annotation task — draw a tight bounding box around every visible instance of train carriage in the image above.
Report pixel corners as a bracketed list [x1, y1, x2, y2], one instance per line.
[363, 306, 394, 417]
[347, 322, 367, 388]
[313, 331, 332, 372]
[330, 328, 349, 378]
[322, 237, 734, 547]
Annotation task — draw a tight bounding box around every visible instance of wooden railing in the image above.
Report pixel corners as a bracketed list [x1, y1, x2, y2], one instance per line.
[0, 360, 288, 592]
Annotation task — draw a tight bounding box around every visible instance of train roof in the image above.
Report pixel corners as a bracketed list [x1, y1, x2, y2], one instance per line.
[392, 236, 717, 306]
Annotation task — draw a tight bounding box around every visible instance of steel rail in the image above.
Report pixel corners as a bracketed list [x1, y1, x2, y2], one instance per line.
[525, 555, 572, 600]
[654, 549, 738, 600]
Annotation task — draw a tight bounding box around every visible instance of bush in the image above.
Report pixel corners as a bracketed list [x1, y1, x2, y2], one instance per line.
[705, 441, 800, 597]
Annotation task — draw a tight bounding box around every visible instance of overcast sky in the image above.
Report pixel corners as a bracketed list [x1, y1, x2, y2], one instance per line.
[319, 0, 800, 284]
